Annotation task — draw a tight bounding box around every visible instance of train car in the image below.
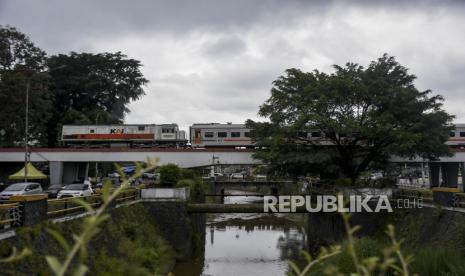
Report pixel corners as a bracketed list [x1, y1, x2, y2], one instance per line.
[447, 124, 465, 148]
[61, 124, 186, 147]
[190, 123, 253, 148]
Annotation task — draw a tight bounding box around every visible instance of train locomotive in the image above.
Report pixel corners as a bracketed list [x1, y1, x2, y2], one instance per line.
[61, 124, 186, 147]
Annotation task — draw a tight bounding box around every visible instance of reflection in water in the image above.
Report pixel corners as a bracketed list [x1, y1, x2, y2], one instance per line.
[173, 192, 308, 276]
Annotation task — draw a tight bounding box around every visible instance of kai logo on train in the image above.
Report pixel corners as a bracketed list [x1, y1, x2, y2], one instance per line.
[109, 128, 125, 134]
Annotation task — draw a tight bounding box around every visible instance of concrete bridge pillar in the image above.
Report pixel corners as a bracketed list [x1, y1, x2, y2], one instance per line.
[429, 163, 441, 188]
[49, 161, 63, 186]
[61, 162, 90, 184]
[461, 163, 465, 192]
[441, 162, 459, 188]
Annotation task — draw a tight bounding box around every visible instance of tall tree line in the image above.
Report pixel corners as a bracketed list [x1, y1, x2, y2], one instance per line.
[0, 25, 148, 147]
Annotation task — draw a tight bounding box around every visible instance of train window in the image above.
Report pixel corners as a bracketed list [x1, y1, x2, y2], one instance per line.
[162, 128, 174, 133]
[231, 132, 241, 138]
[218, 132, 227, 138]
[244, 132, 250, 137]
[90, 129, 95, 133]
[450, 132, 456, 137]
[204, 132, 214, 138]
[460, 132, 465, 137]
[138, 126, 145, 131]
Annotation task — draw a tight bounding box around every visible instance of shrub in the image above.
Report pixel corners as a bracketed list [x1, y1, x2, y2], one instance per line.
[176, 178, 205, 203]
[158, 164, 181, 187]
[409, 247, 465, 276]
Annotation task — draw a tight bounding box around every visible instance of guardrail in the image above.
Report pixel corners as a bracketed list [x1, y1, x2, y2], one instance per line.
[0, 188, 141, 230]
[0, 202, 21, 229]
[47, 195, 102, 217]
[47, 188, 139, 218]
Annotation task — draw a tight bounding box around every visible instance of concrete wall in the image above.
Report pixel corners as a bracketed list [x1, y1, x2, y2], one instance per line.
[141, 201, 204, 261]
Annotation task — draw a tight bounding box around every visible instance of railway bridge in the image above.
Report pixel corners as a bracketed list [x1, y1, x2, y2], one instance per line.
[3, 148, 465, 191]
[0, 148, 258, 185]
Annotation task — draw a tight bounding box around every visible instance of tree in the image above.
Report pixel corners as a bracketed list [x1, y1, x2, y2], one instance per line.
[159, 164, 181, 187]
[45, 52, 148, 146]
[247, 54, 454, 182]
[0, 25, 52, 147]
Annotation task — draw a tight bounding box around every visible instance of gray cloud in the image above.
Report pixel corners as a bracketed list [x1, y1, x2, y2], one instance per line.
[1, 0, 465, 132]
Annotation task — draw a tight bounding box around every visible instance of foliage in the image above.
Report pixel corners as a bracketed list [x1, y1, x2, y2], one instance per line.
[0, 25, 52, 146]
[247, 54, 453, 181]
[0, 25, 148, 147]
[290, 213, 413, 276]
[45, 51, 148, 146]
[408, 247, 465, 276]
[158, 164, 181, 187]
[43, 158, 159, 276]
[176, 178, 206, 203]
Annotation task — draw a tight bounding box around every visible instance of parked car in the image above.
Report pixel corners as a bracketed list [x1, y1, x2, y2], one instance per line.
[57, 184, 93, 198]
[45, 184, 63, 198]
[0, 182, 43, 201]
[230, 173, 245, 180]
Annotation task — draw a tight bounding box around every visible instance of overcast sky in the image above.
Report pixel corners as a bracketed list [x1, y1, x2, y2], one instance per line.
[1, 0, 465, 131]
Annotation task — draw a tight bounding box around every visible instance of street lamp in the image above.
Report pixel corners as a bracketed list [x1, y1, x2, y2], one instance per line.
[24, 81, 30, 183]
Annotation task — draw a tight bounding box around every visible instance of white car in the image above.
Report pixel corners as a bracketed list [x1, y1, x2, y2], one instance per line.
[57, 184, 93, 198]
[230, 173, 245, 180]
[0, 182, 43, 201]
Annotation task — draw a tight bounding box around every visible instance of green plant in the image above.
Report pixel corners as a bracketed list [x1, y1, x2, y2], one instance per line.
[159, 164, 181, 187]
[45, 158, 159, 276]
[290, 213, 413, 276]
[176, 178, 206, 203]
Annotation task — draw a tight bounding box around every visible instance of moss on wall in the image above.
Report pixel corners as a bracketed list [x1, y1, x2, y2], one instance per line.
[0, 203, 176, 275]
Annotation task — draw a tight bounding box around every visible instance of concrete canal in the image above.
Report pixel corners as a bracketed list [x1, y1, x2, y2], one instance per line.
[173, 191, 308, 276]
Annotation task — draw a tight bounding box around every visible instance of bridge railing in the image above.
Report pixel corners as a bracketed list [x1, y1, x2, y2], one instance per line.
[0, 202, 21, 229]
[47, 188, 139, 218]
[47, 195, 102, 218]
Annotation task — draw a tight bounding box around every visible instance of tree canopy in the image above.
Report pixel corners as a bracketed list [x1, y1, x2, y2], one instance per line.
[247, 54, 454, 181]
[45, 52, 148, 146]
[0, 25, 51, 146]
[0, 25, 148, 147]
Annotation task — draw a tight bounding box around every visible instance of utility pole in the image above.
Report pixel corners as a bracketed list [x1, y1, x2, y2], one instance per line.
[24, 81, 30, 183]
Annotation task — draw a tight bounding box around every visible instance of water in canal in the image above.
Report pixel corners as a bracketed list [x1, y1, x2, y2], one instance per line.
[172, 191, 308, 276]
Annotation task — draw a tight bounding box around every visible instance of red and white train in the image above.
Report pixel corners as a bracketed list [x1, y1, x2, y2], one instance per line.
[61, 124, 186, 147]
[61, 123, 464, 148]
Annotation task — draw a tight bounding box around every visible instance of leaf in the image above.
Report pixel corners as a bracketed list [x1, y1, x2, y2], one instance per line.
[73, 264, 88, 276]
[72, 198, 94, 213]
[46, 256, 62, 274]
[102, 180, 112, 203]
[302, 250, 313, 262]
[0, 247, 32, 263]
[47, 228, 70, 252]
[288, 260, 301, 275]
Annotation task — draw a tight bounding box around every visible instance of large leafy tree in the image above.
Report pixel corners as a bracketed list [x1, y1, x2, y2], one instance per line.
[247, 54, 453, 181]
[0, 25, 52, 147]
[45, 52, 149, 146]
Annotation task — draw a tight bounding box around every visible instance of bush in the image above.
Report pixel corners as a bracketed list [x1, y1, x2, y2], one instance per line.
[176, 178, 205, 203]
[158, 164, 181, 187]
[335, 178, 353, 187]
[409, 247, 465, 276]
[180, 168, 196, 180]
